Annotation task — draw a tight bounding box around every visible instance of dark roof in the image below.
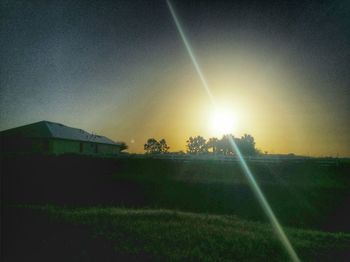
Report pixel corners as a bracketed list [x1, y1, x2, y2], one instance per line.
[0, 121, 121, 145]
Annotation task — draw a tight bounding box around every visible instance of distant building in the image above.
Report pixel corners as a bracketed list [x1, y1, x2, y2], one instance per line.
[0, 121, 125, 155]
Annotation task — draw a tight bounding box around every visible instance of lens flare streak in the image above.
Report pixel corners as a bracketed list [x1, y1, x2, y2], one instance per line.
[228, 136, 300, 262]
[166, 1, 300, 261]
[167, 0, 216, 106]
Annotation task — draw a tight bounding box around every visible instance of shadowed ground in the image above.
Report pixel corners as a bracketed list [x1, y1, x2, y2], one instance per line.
[2, 205, 350, 261]
[2, 154, 350, 260]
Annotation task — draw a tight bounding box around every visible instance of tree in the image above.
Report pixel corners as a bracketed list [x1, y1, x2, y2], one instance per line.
[159, 139, 170, 153]
[144, 138, 161, 154]
[206, 137, 219, 154]
[237, 134, 257, 156]
[186, 136, 208, 154]
[185, 133, 259, 156]
[219, 135, 235, 155]
[216, 134, 257, 156]
[144, 138, 170, 154]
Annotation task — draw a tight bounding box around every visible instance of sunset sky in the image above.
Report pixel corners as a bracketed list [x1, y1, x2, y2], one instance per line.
[1, 0, 349, 156]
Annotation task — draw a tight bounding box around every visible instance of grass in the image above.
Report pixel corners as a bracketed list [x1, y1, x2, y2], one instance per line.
[111, 158, 350, 230]
[20, 205, 350, 262]
[3, 155, 350, 260]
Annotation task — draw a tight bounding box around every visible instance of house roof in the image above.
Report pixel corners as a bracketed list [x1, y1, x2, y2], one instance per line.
[0, 121, 121, 145]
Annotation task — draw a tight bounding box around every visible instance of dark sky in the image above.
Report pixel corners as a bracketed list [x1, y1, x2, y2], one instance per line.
[1, 0, 349, 155]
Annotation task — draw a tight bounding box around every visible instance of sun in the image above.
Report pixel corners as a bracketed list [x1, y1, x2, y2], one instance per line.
[210, 109, 237, 136]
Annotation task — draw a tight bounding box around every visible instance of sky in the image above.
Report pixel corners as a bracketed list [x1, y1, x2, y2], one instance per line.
[1, 0, 349, 156]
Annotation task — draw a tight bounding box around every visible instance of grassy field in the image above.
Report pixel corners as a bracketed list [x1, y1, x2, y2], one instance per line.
[5, 205, 350, 261]
[2, 154, 350, 261]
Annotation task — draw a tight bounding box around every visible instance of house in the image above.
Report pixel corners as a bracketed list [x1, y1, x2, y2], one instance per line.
[0, 121, 125, 155]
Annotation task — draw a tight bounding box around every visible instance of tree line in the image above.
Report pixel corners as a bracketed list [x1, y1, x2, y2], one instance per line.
[144, 134, 260, 156]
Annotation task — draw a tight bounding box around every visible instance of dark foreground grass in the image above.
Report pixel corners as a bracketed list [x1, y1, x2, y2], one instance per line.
[3, 155, 350, 231]
[2, 155, 350, 260]
[18, 205, 350, 262]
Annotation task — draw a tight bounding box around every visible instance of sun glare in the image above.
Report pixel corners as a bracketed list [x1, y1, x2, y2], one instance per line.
[210, 109, 237, 136]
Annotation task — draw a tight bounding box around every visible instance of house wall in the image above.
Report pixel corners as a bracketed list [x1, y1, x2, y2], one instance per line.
[49, 139, 120, 155]
[50, 139, 80, 155]
[97, 144, 121, 154]
[82, 142, 96, 154]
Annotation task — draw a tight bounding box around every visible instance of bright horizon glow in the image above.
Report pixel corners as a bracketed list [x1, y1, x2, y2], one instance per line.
[210, 109, 237, 136]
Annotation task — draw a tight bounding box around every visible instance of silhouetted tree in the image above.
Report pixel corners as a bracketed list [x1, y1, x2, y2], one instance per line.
[215, 134, 257, 156]
[186, 136, 208, 154]
[219, 135, 235, 155]
[237, 134, 257, 156]
[159, 139, 170, 153]
[185, 134, 259, 156]
[144, 138, 169, 154]
[144, 138, 161, 154]
[206, 137, 219, 153]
